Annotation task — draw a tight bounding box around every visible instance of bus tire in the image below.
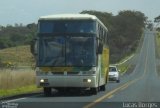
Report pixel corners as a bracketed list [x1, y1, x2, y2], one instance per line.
[44, 87, 52, 96]
[90, 87, 98, 95]
[116, 80, 120, 83]
[100, 85, 106, 91]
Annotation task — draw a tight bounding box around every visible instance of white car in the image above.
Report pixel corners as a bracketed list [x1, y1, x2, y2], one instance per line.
[109, 65, 120, 83]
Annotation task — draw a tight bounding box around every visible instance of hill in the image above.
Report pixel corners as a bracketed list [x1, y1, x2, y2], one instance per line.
[0, 45, 34, 66]
[0, 23, 37, 49]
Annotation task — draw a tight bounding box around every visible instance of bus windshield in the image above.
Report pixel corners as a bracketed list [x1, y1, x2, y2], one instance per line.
[38, 36, 96, 67]
[39, 20, 96, 33]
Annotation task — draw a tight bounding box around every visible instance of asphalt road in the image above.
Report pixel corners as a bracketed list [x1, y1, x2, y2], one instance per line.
[1, 30, 160, 108]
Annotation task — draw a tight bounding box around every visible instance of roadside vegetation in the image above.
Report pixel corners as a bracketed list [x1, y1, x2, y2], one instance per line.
[156, 32, 160, 58]
[116, 31, 145, 75]
[116, 54, 134, 74]
[0, 23, 37, 49]
[0, 70, 40, 97]
[0, 69, 41, 97]
[81, 10, 146, 63]
[0, 45, 34, 66]
[156, 31, 160, 76]
[0, 46, 38, 97]
[0, 85, 39, 97]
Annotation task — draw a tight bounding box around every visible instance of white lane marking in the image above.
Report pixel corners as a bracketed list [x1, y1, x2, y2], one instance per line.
[2, 94, 42, 103]
[2, 98, 26, 103]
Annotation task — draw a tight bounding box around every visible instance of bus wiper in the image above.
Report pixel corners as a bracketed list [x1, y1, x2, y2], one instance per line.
[52, 56, 64, 66]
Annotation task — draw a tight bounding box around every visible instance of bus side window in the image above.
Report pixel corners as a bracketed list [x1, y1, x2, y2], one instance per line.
[99, 25, 103, 39]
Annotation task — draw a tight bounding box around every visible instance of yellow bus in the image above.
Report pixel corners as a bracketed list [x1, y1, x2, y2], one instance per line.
[31, 14, 109, 96]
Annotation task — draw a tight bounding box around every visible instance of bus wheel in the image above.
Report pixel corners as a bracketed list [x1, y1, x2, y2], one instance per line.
[100, 85, 106, 91]
[90, 87, 98, 95]
[44, 87, 52, 96]
[116, 80, 120, 83]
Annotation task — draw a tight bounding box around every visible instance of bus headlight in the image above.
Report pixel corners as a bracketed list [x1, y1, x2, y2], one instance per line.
[83, 79, 92, 83]
[40, 79, 48, 83]
[40, 79, 44, 83]
[87, 79, 92, 83]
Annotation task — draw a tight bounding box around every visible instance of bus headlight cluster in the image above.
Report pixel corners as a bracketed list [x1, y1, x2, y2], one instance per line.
[40, 79, 44, 83]
[40, 79, 48, 83]
[83, 79, 92, 83]
[87, 79, 92, 83]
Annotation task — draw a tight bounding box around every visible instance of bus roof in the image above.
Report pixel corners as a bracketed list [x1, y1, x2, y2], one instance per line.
[39, 14, 108, 31]
[39, 14, 97, 20]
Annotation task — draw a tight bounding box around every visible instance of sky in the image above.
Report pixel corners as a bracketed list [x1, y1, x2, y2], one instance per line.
[0, 0, 160, 26]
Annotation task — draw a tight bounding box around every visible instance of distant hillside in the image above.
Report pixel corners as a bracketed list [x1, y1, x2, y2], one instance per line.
[0, 23, 37, 49]
[0, 45, 34, 66]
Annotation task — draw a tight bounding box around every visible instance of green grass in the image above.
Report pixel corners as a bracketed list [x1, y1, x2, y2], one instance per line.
[0, 45, 34, 66]
[117, 34, 144, 74]
[116, 54, 134, 74]
[0, 69, 36, 89]
[0, 85, 41, 97]
[118, 64, 130, 74]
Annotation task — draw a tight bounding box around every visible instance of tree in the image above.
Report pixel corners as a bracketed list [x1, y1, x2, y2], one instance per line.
[0, 23, 37, 49]
[154, 15, 160, 23]
[154, 15, 160, 28]
[80, 10, 147, 63]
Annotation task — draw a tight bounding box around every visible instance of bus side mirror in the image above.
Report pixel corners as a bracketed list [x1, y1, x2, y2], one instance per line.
[98, 43, 103, 54]
[30, 38, 37, 56]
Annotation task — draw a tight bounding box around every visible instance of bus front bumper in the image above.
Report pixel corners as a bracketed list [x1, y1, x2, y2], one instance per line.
[36, 75, 97, 88]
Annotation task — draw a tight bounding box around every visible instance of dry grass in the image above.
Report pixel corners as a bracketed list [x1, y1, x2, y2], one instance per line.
[156, 32, 160, 76]
[0, 69, 36, 89]
[0, 45, 34, 66]
[0, 46, 40, 97]
[156, 32, 160, 58]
